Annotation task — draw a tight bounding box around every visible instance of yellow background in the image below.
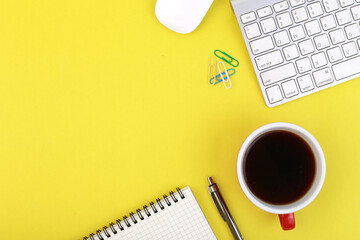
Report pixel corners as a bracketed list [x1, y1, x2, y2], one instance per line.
[0, 0, 359, 239]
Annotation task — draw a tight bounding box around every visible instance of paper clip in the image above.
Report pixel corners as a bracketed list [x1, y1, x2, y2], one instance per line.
[208, 56, 217, 85]
[209, 68, 235, 85]
[214, 50, 239, 68]
[217, 61, 232, 89]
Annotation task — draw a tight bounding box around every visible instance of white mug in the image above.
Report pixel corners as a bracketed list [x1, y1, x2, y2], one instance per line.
[237, 123, 326, 230]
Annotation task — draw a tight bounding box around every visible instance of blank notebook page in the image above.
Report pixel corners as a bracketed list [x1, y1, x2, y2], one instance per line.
[84, 186, 217, 240]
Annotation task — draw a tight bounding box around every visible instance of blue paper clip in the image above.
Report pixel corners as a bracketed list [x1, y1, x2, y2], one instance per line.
[209, 68, 236, 85]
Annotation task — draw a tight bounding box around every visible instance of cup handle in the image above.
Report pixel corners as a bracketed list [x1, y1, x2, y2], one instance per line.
[278, 213, 296, 230]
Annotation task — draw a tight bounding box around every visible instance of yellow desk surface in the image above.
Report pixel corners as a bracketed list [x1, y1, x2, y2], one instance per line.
[0, 0, 359, 239]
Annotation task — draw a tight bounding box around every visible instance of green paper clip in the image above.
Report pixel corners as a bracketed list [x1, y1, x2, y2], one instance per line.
[214, 50, 239, 67]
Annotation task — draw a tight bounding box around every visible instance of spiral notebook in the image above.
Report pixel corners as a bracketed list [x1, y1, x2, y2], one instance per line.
[83, 186, 217, 240]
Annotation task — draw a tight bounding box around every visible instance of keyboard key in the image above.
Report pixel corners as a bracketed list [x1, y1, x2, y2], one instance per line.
[351, 5, 360, 20]
[299, 39, 315, 55]
[342, 41, 358, 57]
[336, 9, 352, 26]
[261, 63, 297, 86]
[311, 52, 328, 69]
[320, 15, 337, 31]
[297, 75, 315, 92]
[305, 20, 321, 36]
[289, 25, 306, 41]
[290, 0, 305, 7]
[257, 6, 273, 18]
[244, 23, 261, 39]
[332, 56, 360, 80]
[283, 44, 300, 60]
[344, 23, 360, 39]
[314, 34, 330, 50]
[266, 85, 283, 104]
[274, 31, 290, 46]
[308, 2, 324, 18]
[323, 0, 339, 13]
[358, 39, 360, 49]
[250, 36, 275, 54]
[260, 18, 277, 33]
[292, 7, 308, 23]
[276, 12, 293, 28]
[282, 80, 299, 98]
[313, 68, 333, 87]
[329, 29, 346, 44]
[296, 58, 313, 73]
[339, 0, 354, 7]
[327, 47, 343, 62]
[241, 12, 256, 24]
[274, 1, 289, 13]
[255, 50, 284, 70]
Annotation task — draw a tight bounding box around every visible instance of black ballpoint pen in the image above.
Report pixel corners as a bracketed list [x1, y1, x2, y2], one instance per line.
[208, 177, 244, 240]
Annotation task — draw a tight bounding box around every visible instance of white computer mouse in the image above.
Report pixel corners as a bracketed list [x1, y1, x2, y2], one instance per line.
[155, 0, 214, 34]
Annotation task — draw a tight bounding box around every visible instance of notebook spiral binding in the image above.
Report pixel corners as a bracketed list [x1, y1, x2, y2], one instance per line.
[83, 187, 185, 240]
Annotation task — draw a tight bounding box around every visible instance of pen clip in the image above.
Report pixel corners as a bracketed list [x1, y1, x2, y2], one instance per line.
[210, 191, 226, 221]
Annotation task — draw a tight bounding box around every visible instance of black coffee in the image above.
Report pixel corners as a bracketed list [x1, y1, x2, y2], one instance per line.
[244, 130, 316, 205]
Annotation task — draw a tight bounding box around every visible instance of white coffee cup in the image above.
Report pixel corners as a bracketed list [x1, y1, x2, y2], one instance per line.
[237, 122, 326, 230]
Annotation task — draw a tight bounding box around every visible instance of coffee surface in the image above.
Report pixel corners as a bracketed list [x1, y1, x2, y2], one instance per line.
[244, 130, 316, 205]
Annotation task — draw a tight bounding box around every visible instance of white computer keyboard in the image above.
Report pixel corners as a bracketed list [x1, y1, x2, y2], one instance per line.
[230, 0, 360, 107]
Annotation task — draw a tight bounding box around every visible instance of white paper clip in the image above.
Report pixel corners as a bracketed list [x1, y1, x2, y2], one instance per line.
[217, 61, 232, 89]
